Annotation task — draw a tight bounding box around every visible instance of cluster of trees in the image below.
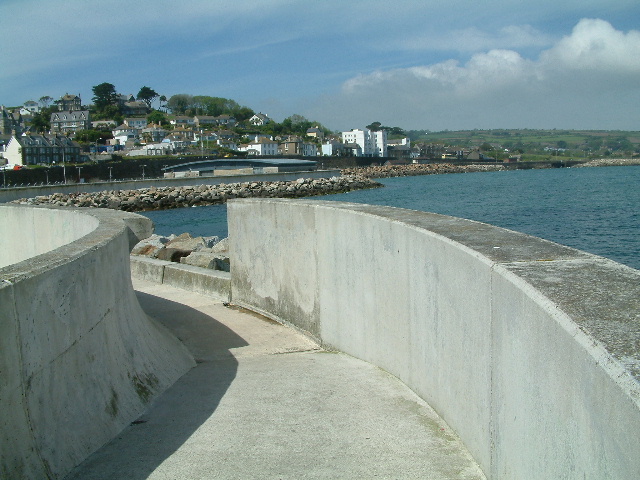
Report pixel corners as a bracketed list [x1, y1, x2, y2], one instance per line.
[165, 94, 254, 121]
[366, 121, 405, 137]
[91, 82, 164, 123]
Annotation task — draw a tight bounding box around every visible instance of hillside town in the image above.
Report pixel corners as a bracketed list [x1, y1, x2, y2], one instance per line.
[1, 91, 394, 167]
[1, 85, 521, 172]
[3, 86, 639, 177]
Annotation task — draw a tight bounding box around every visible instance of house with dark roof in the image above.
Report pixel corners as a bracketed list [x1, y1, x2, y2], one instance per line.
[0, 106, 22, 136]
[55, 94, 82, 111]
[306, 126, 324, 139]
[122, 101, 149, 116]
[194, 116, 218, 128]
[4, 134, 81, 165]
[214, 114, 236, 127]
[249, 113, 271, 126]
[50, 110, 91, 134]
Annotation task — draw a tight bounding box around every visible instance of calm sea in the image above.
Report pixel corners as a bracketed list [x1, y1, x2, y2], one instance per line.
[141, 165, 640, 270]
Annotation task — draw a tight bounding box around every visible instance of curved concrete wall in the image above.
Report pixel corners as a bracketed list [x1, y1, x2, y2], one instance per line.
[228, 198, 640, 479]
[0, 205, 194, 479]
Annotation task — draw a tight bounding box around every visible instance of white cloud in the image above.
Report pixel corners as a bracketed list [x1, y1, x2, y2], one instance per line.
[540, 18, 640, 72]
[398, 25, 555, 53]
[309, 19, 640, 130]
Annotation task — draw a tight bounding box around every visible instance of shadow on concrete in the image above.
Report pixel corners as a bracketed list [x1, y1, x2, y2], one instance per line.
[64, 291, 248, 480]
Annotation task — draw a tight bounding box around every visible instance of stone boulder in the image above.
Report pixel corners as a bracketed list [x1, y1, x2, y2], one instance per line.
[132, 233, 230, 271]
[131, 234, 170, 258]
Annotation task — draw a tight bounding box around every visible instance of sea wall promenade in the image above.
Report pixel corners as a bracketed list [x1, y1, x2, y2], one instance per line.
[229, 198, 640, 479]
[2, 185, 640, 478]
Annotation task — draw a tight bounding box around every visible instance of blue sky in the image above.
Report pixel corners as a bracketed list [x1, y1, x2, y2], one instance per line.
[1, 0, 639, 131]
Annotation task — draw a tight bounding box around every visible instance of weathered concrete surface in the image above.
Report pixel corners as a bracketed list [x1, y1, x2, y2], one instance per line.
[0, 205, 195, 479]
[65, 279, 485, 480]
[228, 198, 640, 479]
[130, 255, 231, 301]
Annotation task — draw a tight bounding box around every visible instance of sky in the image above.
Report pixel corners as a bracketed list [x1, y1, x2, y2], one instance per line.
[1, 0, 639, 132]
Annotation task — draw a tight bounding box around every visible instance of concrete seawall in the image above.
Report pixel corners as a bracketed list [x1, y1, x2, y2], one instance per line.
[228, 198, 640, 479]
[0, 205, 194, 479]
[130, 256, 231, 301]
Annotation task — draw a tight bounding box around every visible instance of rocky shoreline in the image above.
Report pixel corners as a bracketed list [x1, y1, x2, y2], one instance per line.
[342, 162, 506, 178]
[573, 158, 640, 167]
[12, 159, 636, 212]
[13, 175, 381, 212]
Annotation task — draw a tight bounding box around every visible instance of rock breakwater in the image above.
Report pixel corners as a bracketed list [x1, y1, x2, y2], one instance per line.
[13, 175, 380, 212]
[342, 163, 505, 178]
[573, 158, 640, 168]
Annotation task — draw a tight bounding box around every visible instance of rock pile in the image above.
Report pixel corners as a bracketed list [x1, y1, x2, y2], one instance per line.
[342, 163, 505, 178]
[132, 233, 230, 271]
[573, 158, 640, 168]
[13, 175, 381, 212]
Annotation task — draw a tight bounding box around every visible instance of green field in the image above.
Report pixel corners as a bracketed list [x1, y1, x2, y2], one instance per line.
[406, 129, 640, 160]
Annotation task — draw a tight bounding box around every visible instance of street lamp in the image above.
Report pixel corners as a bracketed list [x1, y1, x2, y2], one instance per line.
[108, 166, 113, 182]
[141, 164, 146, 181]
[76, 166, 82, 183]
[62, 150, 67, 184]
[45, 168, 49, 185]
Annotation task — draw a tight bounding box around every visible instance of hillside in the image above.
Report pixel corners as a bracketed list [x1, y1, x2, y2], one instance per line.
[407, 129, 640, 160]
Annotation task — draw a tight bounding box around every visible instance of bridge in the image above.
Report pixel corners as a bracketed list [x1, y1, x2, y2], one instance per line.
[1, 200, 639, 479]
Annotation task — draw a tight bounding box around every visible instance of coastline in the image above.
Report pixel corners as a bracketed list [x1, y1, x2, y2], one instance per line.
[572, 157, 640, 167]
[342, 162, 506, 178]
[11, 158, 639, 212]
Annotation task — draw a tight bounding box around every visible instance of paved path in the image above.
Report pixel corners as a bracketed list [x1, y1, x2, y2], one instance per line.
[65, 279, 485, 479]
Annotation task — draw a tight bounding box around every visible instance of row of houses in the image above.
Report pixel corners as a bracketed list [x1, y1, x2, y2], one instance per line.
[121, 125, 401, 159]
[1, 134, 83, 166]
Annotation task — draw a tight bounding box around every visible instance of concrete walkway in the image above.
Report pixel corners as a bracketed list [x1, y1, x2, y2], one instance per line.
[65, 279, 485, 480]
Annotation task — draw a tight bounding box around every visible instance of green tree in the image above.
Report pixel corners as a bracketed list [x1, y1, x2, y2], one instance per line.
[366, 121, 382, 131]
[167, 94, 194, 115]
[74, 129, 104, 143]
[234, 106, 254, 122]
[92, 82, 118, 111]
[38, 96, 53, 109]
[31, 106, 55, 133]
[137, 86, 159, 108]
[147, 110, 168, 126]
[584, 136, 603, 151]
[606, 136, 633, 152]
[93, 104, 122, 123]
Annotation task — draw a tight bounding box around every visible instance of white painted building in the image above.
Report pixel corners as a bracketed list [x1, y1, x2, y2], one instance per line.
[341, 128, 388, 157]
[238, 137, 279, 156]
[124, 118, 148, 129]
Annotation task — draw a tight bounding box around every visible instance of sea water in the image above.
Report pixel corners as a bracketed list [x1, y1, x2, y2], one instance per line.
[140, 165, 640, 270]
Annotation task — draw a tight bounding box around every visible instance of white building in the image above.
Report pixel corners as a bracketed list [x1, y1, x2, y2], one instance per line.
[238, 137, 279, 156]
[112, 124, 140, 147]
[124, 118, 148, 129]
[249, 113, 271, 126]
[341, 128, 387, 157]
